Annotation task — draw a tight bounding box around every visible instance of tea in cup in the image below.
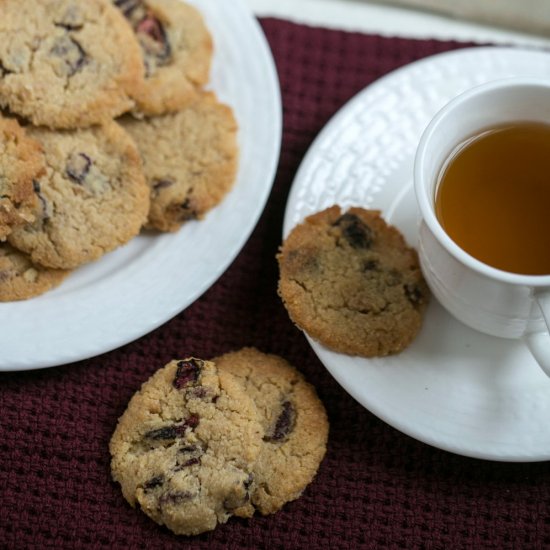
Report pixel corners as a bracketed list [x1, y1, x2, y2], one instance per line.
[414, 78, 550, 375]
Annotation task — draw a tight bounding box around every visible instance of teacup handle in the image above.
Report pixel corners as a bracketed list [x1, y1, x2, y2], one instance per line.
[526, 289, 550, 377]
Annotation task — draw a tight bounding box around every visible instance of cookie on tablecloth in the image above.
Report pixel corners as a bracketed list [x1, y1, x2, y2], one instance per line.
[110, 358, 263, 536]
[8, 121, 149, 269]
[277, 206, 429, 357]
[213, 347, 329, 516]
[114, 0, 213, 115]
[0, 0, 143, 128]
[119, 91, 238, 232]
[0, 243, 69, 301]
[0, 116, 43, 240]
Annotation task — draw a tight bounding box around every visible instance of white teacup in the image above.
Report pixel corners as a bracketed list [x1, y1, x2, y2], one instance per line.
[414, 77, 550, 376]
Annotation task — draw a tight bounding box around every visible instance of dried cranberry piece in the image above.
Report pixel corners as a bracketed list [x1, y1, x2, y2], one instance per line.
[244, 473, 254, 492]
[0, 61, 13, 77]
[143, 475, 164, 491]
[363, 259, 379, 271]
[335, 213, 374, 249]
[32, 180, 51, 222]
[175, 444, 202, 471]
[264, 401, 296, 442]
[136, 13, 171, 64]
[179, 445, 198, 454]
[144, 415, 199, 441]
[50, 35, 87, 76]
[179, 198, 198, 222]
[184, 414, 199, 429]
[152, 179, 174, 193]
[173, 359, 202, 389]
[159, 491, 193, 507]
[54, 22, 81, 31]
[144, 425, 179, 440]
[66, 153, 92, 184]
[178, 457, 200, 469]
[114, 0, 143, 17]
[136, 15, 165, 43]
[386, 269, 403, 286]
[405, 283, 425, 307]
[166, 197, 198, 222]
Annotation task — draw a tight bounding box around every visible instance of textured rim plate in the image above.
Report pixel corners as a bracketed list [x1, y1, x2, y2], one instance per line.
[283, 46, 550, 462]
[0, 0, 282, 371]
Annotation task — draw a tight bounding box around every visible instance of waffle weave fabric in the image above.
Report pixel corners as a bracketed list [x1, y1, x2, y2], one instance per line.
[2, 17, 550, 550]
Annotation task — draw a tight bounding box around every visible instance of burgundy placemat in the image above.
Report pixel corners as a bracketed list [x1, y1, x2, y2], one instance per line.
[2, 18, 550, 549]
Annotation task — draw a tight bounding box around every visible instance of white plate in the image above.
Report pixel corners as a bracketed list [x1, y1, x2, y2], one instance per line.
[0, 0, 281, 372]
[283, 46, 550, 461]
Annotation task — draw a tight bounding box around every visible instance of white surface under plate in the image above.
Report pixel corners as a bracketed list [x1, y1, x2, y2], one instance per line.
[283, 46, 550, 461]
[0, 0, 281, 372]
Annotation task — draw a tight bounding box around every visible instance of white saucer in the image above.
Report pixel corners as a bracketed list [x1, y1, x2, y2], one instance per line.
[283, 46, 550, 461]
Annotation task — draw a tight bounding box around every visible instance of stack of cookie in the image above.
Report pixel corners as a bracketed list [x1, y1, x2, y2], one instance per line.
[110, 348, 329, 536]
[0, 0, 238, 300]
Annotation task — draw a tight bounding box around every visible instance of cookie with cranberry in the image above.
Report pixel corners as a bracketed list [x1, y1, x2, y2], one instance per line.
[8, 121, 149, 269]
[0, 243, 70, 301]
[110, 357, 263, 536]
[0, 116, 43, 240]
[214, 347, 329, 516]
[278, 206, 429, 357]
[0, 0, 143, 128]
[119, 91, 238, 232]
[114, 0, 213, 115]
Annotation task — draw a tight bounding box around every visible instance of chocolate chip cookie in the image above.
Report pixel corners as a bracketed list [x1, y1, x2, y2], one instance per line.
[0, 116, 43, 240]
[119, 91, 238, 232]
[110, 358, 263, 536]
[114, 0, 213, 115]
[0, 243, 69, 301]
[8, 121, 149, 269]
[0, 0, 143, 128]
[278, 206, 430, 357]
[214, 347, 329, 516]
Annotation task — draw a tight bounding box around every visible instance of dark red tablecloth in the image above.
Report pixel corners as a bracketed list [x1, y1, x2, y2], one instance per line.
[2, 18, 550, 549]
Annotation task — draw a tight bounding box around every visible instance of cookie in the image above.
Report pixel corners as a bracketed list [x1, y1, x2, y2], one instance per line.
[213, 347, 329, 516]
[0, 0, 143, 128]
[114, 0, 213, 115]
[8, 121, 149, 269]
[0, 243, 69, 301]
[119, 91, 238, 232]
[0, 116, 42, 240]
[277, 206, 430, 357]
[110, 358, 263, 536]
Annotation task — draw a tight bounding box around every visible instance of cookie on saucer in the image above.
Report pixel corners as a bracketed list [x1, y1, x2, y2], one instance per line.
[213, 347, 329, 516]
[277, 206, 429, 357]
[0, 0, 143, 128]
[110, 357, 263, 536]
[114, 0, 213, 115]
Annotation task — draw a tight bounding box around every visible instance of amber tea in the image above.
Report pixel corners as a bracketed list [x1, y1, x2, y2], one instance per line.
[434, 121, 550, 275]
